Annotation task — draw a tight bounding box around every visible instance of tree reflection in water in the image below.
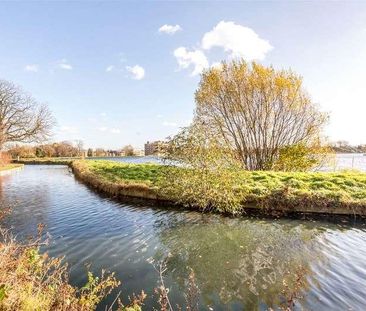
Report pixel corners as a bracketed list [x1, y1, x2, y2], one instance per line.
[153, 214, 326, 310]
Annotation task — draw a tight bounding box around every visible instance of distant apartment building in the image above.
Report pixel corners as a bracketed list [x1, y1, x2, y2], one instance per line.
[134, 149, 145, 157]
[144, 141, 166, 156]
[106, 150, 123, 157]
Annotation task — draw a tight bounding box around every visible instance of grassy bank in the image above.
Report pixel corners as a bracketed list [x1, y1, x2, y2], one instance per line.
[0, 230, 120, 310]
[71, 160, 161, 201]
[71, 160, 366, 216]
[12, 157, 80, 165]
[0, 164, 24, 171]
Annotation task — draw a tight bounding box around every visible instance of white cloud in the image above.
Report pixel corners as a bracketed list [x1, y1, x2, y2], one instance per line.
[106, 65, 115, 72]
[97, 126, 120, 134]
[202, 21, 272, 60]
[100, 112, 107, 117]
[159, 24, 182, 35]
[24, 64, 39, 72]
[126, 65, 145, 80]
[59, 64, 73, 70]
[174, 47, 209, 76]
[110, 128, 121, 134]
[162, 121, 178, 127]
[211, 61, 223, 70]
[57, 59, 73, 70]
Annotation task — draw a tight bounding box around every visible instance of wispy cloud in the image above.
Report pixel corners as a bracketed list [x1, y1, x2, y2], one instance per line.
[97, 126, 121, 134]
[106, 53, 128, 74]
[211, 62, 223, 70]
[162, 121, 178, 127]
[126, 65, 145, 80]
[105, 65, 115, 72]
[56, 59, 73, 70]
[174, 47, 209, 76]
[159, 24, 182, 35]
[202, 21, 272, 60]
[24, 64, 39, 72]
[106, 54, 146, 80]
[59, 126, 79, 134]
[110, 128, 121, 134]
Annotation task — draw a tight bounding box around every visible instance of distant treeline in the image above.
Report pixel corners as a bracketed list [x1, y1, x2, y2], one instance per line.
[7, 141, 137, 158]
[330, 141, 366, 154]
[7, 141, 84, 158]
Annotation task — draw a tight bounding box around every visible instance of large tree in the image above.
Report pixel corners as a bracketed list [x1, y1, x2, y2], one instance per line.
[0, 80, 54, 150]
[121, 144, 134, 156]
[194, 60, 328, 170]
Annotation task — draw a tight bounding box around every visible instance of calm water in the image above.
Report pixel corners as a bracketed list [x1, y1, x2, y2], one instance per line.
[88, 155, 162, 164]
[333, 153, 366, 171]
[1, 165, 366, 310]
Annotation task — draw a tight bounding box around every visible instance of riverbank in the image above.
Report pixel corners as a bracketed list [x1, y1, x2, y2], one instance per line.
[70, 160, 366, 217]
[0, 164, 24, 175]
[12, 156, 146, 165]
[0, 227, 123, 311]
[71, 160, 161, 201]
[12, 157, 79, 165]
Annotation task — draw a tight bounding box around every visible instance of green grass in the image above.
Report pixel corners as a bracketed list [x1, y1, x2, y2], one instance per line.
[84, 161, 366, 201]
[84, 160, 164, 185]
[243, 170, 366, 202]
[79, 160, 366, 213]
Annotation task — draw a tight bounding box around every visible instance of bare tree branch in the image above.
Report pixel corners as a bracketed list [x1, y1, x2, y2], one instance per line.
[0, 79, 54, 149]
[194, 60, 328, 170]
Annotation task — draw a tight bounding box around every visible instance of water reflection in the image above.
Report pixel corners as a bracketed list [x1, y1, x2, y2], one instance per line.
[0, 166, 54, 236]
[152, 215, 325, 309]
[1, 166, 366, 310]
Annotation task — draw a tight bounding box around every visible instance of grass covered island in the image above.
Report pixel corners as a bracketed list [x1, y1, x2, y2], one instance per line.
[70, 160, 366, 217]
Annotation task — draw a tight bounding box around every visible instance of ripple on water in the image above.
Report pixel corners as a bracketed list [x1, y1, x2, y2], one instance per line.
[2, 165, 366, 310]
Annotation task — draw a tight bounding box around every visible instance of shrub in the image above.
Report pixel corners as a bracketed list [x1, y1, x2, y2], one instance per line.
[272, 143, 335, 172]
[158, 166, 247, 214]
[0, 152, 11, 166]
[0, 226, 122, 311]
[160, 122, 247, 213]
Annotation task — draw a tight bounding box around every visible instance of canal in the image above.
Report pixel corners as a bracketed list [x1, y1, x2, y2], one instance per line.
[1, 165, 366, 310]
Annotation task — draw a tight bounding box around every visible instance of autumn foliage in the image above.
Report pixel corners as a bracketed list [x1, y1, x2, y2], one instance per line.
[195, 60, 328, 170]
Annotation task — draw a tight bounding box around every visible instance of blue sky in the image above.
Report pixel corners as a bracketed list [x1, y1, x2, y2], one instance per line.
[1, 1, 366, 149]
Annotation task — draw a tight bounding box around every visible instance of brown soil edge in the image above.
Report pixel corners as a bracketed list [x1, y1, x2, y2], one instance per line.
[69, 160, 366, 219]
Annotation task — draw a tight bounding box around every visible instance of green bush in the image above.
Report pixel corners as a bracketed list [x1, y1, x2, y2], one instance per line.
[158, 166, 247, 214]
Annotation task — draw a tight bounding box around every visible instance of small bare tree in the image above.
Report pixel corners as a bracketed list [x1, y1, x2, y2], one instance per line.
[0, 80, 54, 150]
[195, 60, 328, 170]
[75, 140, 84, 157]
